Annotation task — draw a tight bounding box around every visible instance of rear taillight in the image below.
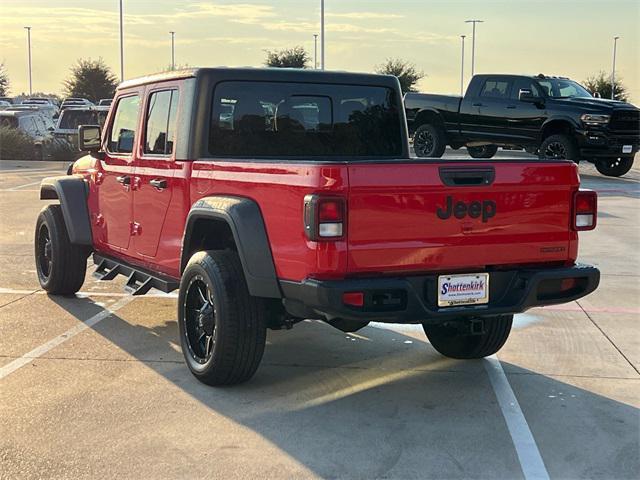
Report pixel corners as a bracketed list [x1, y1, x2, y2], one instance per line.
[573, 190, 597, 231]
[303, 194, 346, 241]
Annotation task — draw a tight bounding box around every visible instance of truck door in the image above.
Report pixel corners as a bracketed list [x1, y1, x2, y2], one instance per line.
[94, 93, 141, 253]
[132, 87, 180, 261]
[459, 76, 513, 143]
[505, 77, 546, 143]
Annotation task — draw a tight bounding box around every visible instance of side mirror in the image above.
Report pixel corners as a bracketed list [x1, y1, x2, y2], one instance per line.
[593, 91, 601, 98]
[78, 124, 101, 152]
[48, 126, 54, 132]
[518, 88, 536, 102]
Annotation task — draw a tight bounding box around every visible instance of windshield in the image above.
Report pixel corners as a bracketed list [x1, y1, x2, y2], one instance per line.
[535, 78, 592, 99]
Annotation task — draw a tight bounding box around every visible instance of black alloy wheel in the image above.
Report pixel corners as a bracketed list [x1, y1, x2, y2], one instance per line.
[414, 128, 435, 157]
[36, 223, 53, 282]
[182, 275, 217, 364]
[544, 140, 568, 159]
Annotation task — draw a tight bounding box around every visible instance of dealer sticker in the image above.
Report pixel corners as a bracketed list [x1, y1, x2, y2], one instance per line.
[622, 145, 633, 154]
[438, 273, 489, 307]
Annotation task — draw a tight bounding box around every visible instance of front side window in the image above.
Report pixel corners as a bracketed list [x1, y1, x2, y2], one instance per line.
[144, 89, 179, 155]
[537, 79, 592, 99]
[108, 95, 140, 154]
[480, 80, 511, 99]
[209, 81, 402, 157]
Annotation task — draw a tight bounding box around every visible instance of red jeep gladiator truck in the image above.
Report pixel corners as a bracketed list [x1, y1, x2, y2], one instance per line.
[35, 68, 599, 385]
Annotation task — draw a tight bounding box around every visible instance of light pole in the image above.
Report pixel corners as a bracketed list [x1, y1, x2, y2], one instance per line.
[465, 19, 483, 76]
[119, 0, 124, 82]
[169, 31, 175, 70]
[313, 34, 318, 69]
[460, 35, 466, 96]
[24, 26, 32, 95]
[320, 0, 325, 70]
[611, 36, 620, 100]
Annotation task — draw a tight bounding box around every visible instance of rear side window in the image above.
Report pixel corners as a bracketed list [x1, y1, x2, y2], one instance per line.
[144, 90, 179, 155]
[480, 80, 511, 99]
[209, 81, 403, 157]
[108, 95, 140, 154]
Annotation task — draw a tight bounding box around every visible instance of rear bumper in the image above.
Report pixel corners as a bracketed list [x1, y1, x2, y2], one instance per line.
[280, 264, 600, 324]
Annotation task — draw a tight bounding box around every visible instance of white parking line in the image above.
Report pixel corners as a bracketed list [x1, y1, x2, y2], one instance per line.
[5, 180, 43, 191]
[0, 296, 134, 380]
[0, 287, 177, 298]
[484, 355, 550, 480]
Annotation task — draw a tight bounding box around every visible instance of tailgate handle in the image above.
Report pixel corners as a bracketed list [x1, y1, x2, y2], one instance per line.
[439, 167, 495, 186]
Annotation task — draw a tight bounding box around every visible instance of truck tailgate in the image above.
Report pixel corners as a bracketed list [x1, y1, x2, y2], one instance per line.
[347, 161, 579, 274]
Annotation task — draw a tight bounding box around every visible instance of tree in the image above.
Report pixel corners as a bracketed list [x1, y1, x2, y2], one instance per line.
[375, 58, 424, 94]
[264, 46, 310, 68]
[0, 63, 9, 97]
[583, 71, 629, 102]
[63, 58, 118, 102]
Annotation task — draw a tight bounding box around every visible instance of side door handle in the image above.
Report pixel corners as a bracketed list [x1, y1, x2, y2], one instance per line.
[149, 178, 168, 190]
[506, 105, 517, 109]
[116, 175, 131, 186]
[472, 102, 483, 107]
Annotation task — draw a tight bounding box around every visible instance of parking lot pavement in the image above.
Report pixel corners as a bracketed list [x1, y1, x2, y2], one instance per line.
[1, 156, 638, 479]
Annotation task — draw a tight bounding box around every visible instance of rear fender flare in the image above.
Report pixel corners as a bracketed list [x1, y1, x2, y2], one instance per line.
[180, 196, 281, 299]
[39, 176, 92, 245]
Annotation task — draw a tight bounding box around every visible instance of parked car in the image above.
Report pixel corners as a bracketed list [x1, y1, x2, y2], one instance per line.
[405, 73, 640, 177]
[60, 97, 94, 111]
[98, 98, 113, 106]
[11, 102, 58, 120]
[36, 67, 599, 386]
[0, 110, 67, 159]
[0, 96, 14, 105]
[54, 106, 109, 150]
[22, 97, 57, 106]
[0, 100, 12, 110]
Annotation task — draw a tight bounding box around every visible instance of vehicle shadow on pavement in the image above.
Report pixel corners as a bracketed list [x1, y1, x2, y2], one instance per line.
[50, 295, 639, 479]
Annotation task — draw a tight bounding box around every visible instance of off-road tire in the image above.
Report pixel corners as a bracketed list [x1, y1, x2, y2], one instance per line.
[539, 134, 579, 162]
[413, 124, 446, 158]
[467, 145, 498, 159]
[595, 156, 634, 177]
[178, 250, 267, 386]
[34, 204, 87, 294]
[423, 315, 513, 359]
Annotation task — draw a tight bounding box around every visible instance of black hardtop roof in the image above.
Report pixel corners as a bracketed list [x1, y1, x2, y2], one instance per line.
[118, 67, 400, 90]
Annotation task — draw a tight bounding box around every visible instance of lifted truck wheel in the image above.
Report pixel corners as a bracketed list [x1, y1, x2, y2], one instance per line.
[422, 315, 513, 359]
[467, 145, 498, 159]
[34, 205, 87, 294]
[413, 124, 446, 158]
[595, 156, 634, 177]
[539, 134, 579, 162]
[178, 250, 267, 386]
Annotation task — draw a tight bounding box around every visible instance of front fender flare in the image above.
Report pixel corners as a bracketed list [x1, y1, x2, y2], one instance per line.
[40, 176, 92, 245]
[181, 196, 281, 299]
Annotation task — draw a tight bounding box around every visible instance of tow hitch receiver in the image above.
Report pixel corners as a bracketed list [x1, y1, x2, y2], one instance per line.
[469, 318, 485, 336]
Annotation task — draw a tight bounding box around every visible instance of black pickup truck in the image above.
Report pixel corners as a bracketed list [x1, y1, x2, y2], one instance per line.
[405, 74, 640, 177]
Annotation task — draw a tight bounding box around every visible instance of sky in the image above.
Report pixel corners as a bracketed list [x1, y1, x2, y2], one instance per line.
[1, 0, 639, 102]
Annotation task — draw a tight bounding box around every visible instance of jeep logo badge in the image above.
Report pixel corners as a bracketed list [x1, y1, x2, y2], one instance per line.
[437, 196, 496, 222]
